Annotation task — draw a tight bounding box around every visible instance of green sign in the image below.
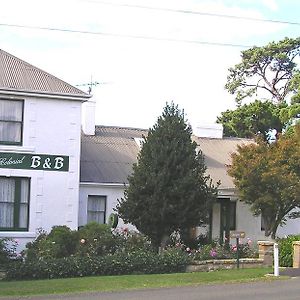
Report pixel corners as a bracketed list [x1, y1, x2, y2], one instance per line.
[0, 152, 69, 172]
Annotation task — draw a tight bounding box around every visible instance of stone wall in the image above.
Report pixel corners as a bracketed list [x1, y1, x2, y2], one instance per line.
[186, 258, 264, 272]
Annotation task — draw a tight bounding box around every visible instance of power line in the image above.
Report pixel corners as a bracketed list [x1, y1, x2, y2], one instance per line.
[0, 23, 252, 48]
[82, 0, 300, 26]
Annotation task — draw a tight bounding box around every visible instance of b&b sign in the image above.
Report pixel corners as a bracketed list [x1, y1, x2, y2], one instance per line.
[0, 152, 69, 172]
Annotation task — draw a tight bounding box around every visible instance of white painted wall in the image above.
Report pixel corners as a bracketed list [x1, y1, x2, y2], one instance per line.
[0, 96, 82, 251]
[79, 183, 135, 231]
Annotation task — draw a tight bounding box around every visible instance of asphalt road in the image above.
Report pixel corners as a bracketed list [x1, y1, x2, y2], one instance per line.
[2, 277, 300, 300]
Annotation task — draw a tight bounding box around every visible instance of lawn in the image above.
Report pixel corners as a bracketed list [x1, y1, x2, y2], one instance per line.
[0, 268, 276, 297]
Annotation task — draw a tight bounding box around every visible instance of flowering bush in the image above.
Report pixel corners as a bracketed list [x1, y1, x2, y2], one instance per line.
[0, 238, 19, 270]
[177, 238, 258, 261]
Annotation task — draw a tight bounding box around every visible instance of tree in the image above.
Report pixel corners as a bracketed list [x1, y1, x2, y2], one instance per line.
[116, 102, 217, 249]
[225, 37, 300, 104]
[217, 100, 286, 140]
[228, 125, 300, 239]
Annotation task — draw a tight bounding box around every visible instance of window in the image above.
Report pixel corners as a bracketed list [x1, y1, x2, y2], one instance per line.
[0, 99, 24, 145]
[0, 177, 30, 231]
[87, 195, 106, 224]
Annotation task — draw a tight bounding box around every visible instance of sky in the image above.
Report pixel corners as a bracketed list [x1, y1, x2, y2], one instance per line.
[1, 0, 300, 130]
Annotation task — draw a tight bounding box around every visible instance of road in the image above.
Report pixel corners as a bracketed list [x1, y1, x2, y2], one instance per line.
[2, 277, 300, 300]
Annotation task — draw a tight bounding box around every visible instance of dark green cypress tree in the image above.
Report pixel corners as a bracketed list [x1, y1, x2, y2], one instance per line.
[116, 102, 217, 248]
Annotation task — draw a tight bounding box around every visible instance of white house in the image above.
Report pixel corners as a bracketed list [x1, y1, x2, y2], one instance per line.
[0, 49, 90, 250]
[0, 49, 298, 251]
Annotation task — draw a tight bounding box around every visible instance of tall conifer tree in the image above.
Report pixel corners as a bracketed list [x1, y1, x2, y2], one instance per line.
[116, 102, 217, 248]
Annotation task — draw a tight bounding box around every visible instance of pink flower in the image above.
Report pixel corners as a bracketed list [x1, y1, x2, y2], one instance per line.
[232, 245, 237, 252]
[210, 249, 217, 257]
[186, 247, 191, 252]
[80, 239, 86, 244]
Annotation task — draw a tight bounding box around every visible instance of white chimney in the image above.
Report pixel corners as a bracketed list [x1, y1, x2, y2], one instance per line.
[82, 97, 96, 135]
[193, 123, 223, 139]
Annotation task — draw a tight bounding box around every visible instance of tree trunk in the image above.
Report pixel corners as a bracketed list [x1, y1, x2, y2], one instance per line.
[158, 234, 169, 254]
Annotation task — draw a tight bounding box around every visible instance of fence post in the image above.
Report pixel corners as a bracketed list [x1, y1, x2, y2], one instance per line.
[257, 241, 274, 267]
[293, 241, 300, 268]
[273, 243, 279, 276]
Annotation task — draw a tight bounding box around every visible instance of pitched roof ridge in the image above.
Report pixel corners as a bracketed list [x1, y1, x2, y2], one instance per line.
[0, 49, 89, 97]
[95, 124, 148, 131]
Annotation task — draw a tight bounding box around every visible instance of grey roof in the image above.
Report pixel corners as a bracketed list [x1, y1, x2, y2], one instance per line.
[0, 49, 90, 99]
[80, 126, 253, 188]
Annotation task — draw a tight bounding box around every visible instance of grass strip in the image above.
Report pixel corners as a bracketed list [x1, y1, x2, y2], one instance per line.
[0, 268, 276, 297]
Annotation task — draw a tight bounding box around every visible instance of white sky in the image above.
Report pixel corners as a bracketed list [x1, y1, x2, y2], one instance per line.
[1, 0, 299, 129]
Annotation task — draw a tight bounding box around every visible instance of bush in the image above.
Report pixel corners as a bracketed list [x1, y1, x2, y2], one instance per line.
[5, 248, 190, 280]
[25, 226, 79, 260]
[192, 239, 258, 261]
[278, 234, 300, 267]
[0, 238, 18, 270]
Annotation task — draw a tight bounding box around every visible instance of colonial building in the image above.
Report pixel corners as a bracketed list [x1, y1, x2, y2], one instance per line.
[0, 49, 298, 251]
[0, 49, 90, 250]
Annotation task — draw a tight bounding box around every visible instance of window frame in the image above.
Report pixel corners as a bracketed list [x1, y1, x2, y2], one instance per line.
[87, 195, 107, 224]
[0, 176, 30, 231]
[0, 99, 24, 146]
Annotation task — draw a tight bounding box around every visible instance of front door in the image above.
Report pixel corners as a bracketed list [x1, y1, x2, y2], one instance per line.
[219, 199, 236, 245]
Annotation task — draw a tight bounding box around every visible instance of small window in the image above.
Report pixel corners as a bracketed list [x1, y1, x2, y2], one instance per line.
[0, 177, 30, 231]
[87, 195, 106, 224]
[0, 99, 24, 145]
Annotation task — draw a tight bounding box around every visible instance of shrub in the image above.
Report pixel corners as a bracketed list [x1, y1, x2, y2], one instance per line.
[5, 248, 190, 280]
[0, 238, 18, 270]
[25, 226, 79, 260]
[278, 234, 300, 267]
[77, 222, 122, 257]
[192, 239, 258, 261]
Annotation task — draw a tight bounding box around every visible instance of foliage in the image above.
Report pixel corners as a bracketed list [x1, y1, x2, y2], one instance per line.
[225, 37, 300, 104]
[278, 235, 300, 267]
[77, 223, 120, 257]
[5, 248, 190, 280]
[0, 238, 18, 269]
[25, 226, 79, 260]
[189, 239, 257, 261]
[116, 102, 218, 248]
[228, 125, 300, 239]
[217, 100, 286, 140]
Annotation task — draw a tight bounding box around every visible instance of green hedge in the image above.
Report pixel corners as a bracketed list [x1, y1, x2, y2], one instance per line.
[5, 248, 190, 280]
[278, 234, 300, 267]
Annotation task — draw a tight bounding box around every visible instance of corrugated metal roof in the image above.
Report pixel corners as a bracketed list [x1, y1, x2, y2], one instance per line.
[80, 126, 253, 188]
[0, 49, 89, 98]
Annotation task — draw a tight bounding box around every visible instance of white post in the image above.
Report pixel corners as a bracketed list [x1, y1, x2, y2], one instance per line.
[274, 243, 279, 277]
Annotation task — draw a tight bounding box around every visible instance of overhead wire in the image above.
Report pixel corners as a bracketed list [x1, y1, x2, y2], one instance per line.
[81, 0, 300, 26]
[0, 23, 252, 48]
[1, 1, 299, 49]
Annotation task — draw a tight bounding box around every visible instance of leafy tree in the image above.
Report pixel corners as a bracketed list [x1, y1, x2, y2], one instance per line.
[116, 102, 217, 249]
[228, 125, 300, 239]
[217, 100, 286, 140]
[225, 37, 300, 104]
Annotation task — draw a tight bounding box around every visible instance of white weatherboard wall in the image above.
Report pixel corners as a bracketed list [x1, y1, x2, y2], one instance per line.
[79, 183, 135, 231]
[0, 96, 82, 250]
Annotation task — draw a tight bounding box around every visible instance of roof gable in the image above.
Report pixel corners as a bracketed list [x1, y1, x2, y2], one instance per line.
[0, 49, 89, 99]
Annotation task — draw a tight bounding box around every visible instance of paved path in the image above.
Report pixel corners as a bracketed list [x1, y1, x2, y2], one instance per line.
[280, 267, 300, 277]
[2, 277, 300, 300]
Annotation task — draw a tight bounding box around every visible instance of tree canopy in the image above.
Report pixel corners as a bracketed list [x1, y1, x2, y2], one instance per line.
[225, 37, 300, 104]
[228, 125, 300, 239]
[116, 102, 217, 248]
[219, 36, 300, 140]
[217, 100, 286, 140]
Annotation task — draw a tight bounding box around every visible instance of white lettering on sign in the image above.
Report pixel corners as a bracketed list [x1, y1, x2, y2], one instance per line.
[0, 156, 25, 166]
[43, 158, 52, 169]
[31, 156, 41, 168]
[54, 157, 64, 170]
